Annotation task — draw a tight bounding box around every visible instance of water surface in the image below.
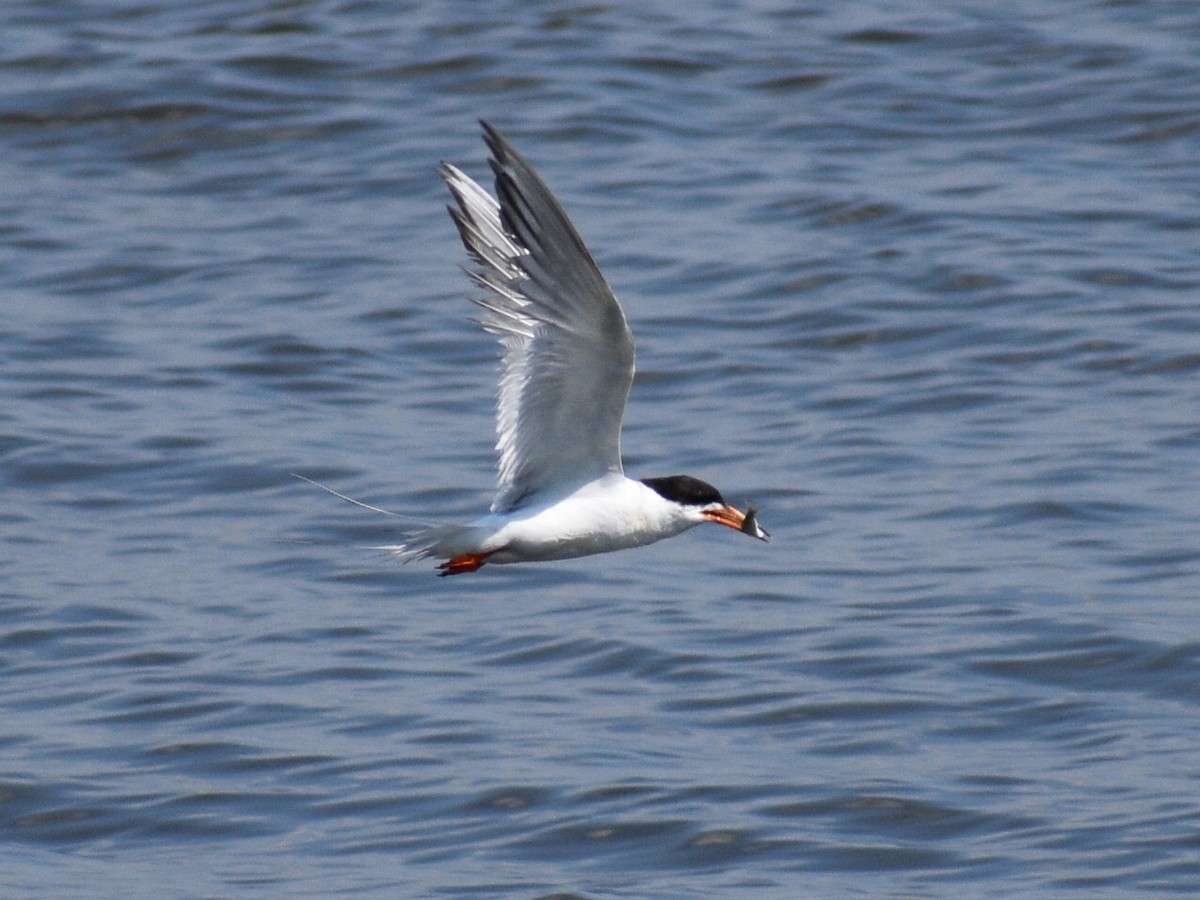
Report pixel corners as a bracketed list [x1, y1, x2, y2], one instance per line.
[2, 1, 1199, 896]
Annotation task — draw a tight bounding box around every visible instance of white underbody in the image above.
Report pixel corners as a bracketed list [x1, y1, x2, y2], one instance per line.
[429, 475, 703, 564]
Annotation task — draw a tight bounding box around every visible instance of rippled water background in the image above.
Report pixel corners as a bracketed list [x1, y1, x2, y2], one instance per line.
[3, 1, 1199, 896]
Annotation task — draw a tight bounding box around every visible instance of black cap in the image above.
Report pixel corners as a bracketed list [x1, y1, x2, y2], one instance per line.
[641, 475, 725, 507]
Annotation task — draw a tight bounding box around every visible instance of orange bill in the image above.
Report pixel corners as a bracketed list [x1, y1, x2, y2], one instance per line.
[703, 504, 771, 542]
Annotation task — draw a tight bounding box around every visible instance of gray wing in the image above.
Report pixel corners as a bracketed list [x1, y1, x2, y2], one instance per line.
[440, 122, 635, 513]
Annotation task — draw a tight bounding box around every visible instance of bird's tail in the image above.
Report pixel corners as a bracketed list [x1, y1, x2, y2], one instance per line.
[292, 473, 471, 565]
[371, 523, 478, 565]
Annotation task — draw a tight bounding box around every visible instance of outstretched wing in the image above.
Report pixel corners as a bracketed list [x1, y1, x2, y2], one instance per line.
[440, 122, 635, 513]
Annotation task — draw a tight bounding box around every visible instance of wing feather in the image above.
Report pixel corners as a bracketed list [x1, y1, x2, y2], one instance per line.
[440, 122, 635, 512]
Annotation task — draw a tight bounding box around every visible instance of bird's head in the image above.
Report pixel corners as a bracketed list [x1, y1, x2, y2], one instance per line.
[641, 475, 771, 542]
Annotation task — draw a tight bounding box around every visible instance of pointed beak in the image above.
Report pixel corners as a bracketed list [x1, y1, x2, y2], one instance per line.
[702, 505, 771, 543]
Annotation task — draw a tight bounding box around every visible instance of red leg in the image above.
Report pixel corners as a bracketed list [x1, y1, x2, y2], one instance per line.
[437, 552, 494, 576]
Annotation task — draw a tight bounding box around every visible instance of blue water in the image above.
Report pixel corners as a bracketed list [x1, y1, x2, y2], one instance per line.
[3, 1, 1199, 896]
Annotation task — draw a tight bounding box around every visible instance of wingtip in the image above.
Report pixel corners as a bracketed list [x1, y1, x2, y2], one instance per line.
[442, 120, 504, 180]
[479, 120, 519, 167]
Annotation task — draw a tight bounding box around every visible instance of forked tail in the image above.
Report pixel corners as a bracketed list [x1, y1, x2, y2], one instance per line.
[293, 473, 472, 570]
[372, 522, 478, 567]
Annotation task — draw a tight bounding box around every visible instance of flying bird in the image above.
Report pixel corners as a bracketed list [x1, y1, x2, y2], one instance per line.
[376, 122, 769, 575]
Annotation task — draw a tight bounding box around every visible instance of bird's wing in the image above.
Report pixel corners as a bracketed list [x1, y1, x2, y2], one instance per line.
[440, 122, 635, 513]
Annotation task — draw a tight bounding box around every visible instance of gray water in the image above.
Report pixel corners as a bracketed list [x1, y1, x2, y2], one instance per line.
[3, 1, 1199, 896]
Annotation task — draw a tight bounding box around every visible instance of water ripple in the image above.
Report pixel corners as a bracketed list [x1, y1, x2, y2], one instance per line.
[3, 0, 1199, 895]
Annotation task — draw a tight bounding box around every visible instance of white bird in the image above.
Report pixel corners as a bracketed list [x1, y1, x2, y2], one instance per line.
[380, 121, 769, 575]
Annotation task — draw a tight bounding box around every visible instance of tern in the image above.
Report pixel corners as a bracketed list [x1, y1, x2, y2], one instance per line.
[373, 122, 769, 575]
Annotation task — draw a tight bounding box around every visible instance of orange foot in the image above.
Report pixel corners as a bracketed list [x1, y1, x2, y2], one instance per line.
[437, 552, 494, 576]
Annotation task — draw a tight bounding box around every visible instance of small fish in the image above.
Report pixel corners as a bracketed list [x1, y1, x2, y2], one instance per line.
[741, 506, 771, 542]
